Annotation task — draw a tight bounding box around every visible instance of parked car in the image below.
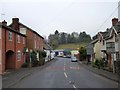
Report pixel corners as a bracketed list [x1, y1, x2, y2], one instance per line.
[71, 56, 78, 62]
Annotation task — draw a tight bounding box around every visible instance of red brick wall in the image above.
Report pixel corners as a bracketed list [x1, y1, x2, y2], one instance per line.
[19, 25, 34, 51]
[6, 30, 15, 52]
[1, 28, 5, 73]
[33, 34, 44, 51]
[19, 25, 44, 51]
[40, 38, 44, 51]
[1, 27, 26, 73]
[5, 29, 16, 69]
[15, 34, 26, 69]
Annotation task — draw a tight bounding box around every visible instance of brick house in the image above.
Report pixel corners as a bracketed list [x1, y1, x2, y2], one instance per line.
[0, 20, 26, 74]
[10, 18, 44, 61]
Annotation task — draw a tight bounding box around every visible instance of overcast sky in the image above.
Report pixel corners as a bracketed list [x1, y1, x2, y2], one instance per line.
[0, 0, 119, 38]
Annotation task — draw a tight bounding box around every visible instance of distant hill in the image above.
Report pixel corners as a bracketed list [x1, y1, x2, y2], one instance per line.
[55, 43, 87, 50]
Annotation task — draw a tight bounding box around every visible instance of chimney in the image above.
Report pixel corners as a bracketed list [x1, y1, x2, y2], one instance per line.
[12, 18, 19, 31]
[2, 20, 7, 26]
[112, 18, 118, 26]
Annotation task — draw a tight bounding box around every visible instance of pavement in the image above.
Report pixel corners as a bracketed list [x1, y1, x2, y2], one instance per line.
[78, 61, 119, 83]
[2, 58, 57, 88]
[2, 57, 119, 88]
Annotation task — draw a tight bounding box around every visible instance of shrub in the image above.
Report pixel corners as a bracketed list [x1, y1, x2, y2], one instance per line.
[38, 51, 46, 66]
[42, 51, 47, 58]
[94, 59, 99, 66]
[38, 58, 45, 66]
[99, 59, 104, 68]
[31, 51, 38, 67]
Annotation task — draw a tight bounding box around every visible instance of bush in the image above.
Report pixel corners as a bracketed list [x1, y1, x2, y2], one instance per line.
[21, 63, 29, 68]
[39, 51, 46, 59]
[94, 59, 99, 67]
[99, 59, 104, 68]
[42, 51, 47, 58]
[38, 58, 45, 66]
[31, 51, 38, 67]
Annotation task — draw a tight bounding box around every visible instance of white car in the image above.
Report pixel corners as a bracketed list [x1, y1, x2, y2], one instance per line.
[71, 56, 78, 62]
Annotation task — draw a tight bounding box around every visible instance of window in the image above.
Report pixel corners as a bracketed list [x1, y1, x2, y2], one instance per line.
[0, 50, 1, 64]
[17, 50, 21, 61]
[23, 37, 25, 44]
[106, 42, 115, 53]
[17, 35, 20, 43]
[20, 28, 27, 35]
[8, 31, 12, 41]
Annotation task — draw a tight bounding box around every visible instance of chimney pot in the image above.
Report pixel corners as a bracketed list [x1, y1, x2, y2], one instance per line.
[2, 20, 7, 26]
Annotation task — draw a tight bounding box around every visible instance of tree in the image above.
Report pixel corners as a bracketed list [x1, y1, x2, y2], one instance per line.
[48, 34, 59, 49]
[60, 32, 67, 44]
[79, 31, 91, 43]
[79, 47, 87, 61]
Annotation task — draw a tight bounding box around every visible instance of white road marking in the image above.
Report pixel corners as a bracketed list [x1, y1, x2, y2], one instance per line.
[73, 85, 77, 89]
[64, 72, 68, 78]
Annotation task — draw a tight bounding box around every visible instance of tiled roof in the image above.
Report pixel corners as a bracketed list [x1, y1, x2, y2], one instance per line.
[114, 25, 120, 33]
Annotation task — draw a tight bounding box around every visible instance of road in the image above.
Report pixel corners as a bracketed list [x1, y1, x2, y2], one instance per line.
[10, 57, 118, 88]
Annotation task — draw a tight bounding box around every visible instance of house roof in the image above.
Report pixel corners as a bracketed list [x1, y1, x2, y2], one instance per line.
[19, 22, 44, 39]
[9, 19, 44, 39]
[100, 31, 109, 39]
[114, 25, 120, 33]
[105, 21, 120, 40]
[0, 23, 26, 37]
[90, 39, 98, 44]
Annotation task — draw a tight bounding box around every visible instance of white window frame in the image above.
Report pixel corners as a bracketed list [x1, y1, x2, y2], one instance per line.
[17, 50, 21, 61]
[17, 35, 20, 43]
[8, 31, 12, 41]
[20, 28, 27, 35]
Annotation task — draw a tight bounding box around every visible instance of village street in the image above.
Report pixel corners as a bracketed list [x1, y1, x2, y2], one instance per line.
[2, 57, 118, 89]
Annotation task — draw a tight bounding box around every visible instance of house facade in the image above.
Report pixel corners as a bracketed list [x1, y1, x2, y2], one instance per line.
[91, 32, 106, 62]
[0, 20, 26, 74]
[90, 18, 120, 70]
[10, 18, 44, 61]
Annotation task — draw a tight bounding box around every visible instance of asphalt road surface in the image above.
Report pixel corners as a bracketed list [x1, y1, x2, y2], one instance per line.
[10, 57, 118, 88]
